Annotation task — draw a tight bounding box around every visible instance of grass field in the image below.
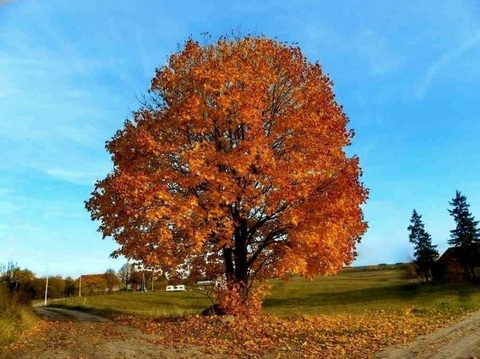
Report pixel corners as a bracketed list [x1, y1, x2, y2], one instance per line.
[19, 268, 480, 357]
[50, 290, 212, 318]
[50, 268, 480, 318]
[265, 269, 480, 316]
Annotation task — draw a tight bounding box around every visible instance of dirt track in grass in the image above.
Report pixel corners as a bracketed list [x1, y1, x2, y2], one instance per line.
[374, 309, 480, 359]
[2, 307, 480, 358]
[1, 307, 208, 359]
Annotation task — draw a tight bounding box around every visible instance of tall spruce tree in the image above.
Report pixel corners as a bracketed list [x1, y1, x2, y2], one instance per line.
[408, 209, 439, 282]
[448, 191, 480, 280]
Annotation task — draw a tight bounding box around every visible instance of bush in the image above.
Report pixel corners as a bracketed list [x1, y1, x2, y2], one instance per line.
[0, 305, 38, 347]
[0, 289, 37, 348]
[403, 262, 418, 280]
[0, 283, 7, 312]
[0, 280, 37, 347]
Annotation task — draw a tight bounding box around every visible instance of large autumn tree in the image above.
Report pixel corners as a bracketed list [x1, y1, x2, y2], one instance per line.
[86, 36, 368, 308]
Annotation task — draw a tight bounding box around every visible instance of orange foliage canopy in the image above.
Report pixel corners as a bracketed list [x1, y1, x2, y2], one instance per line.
[86, 37, 368, 300]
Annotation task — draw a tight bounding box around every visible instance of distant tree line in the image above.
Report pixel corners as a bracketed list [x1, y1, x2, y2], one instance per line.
[408, 190, 480, 282]
[0, 262, 77, 301]
[0, 262, 166, 303]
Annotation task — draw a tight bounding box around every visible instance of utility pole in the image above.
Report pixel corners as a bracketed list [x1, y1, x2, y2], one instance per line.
[44, 274, 49, 306]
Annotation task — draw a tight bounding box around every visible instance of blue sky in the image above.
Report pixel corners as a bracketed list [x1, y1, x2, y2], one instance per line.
[1, 0, 480, 278]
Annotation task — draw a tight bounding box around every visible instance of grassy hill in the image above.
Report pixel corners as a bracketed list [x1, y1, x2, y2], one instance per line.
[50, 267, 480, 318]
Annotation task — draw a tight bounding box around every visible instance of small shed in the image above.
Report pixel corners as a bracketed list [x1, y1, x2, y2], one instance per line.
[435, 244, 480, 280]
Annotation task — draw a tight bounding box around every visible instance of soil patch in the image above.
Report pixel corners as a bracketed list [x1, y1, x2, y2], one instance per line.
[375, 310, 480, 359]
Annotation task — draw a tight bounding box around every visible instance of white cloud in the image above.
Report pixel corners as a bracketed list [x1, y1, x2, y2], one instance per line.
[0, 201, 21, 214]
[44, 166, 109, 186]
[304, 22, 344, 50]
[0, 21, 134, 186]
[0, 188, 14, 196]
[0, 69, 16, 98]
[303, 23, 403, 79]
[52, 125, 101, 149]
[416, 29, 480, 99]
[354, 30, 404, 76]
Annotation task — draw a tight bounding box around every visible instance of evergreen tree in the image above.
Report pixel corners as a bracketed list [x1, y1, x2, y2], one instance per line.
[408, 209, 439, 282]
[448, 191, 480, 279]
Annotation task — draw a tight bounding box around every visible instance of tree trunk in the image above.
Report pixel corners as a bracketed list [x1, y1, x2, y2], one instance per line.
[223, 247, 234, 282]
[233, 218, 249, 299]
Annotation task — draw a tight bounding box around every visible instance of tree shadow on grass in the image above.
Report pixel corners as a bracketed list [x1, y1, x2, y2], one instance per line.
[263, 282, 480, 311]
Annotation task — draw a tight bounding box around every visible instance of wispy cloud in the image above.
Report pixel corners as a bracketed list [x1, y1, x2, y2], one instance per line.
[0, 188, 14, 196]
[0, 19, 140, 187]
[0, 0, 15, 6]
[416, 30, 480, 99]
[0, 201, 21, 214]
[0, 73, 14, 98]
[52, 125, 101, 149]
[44, 165, 110, 186]
[354, 30, 404, 76]
[303, 19, 403, 78]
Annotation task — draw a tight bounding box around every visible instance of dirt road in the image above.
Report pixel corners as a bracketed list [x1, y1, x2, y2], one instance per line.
[2, 307, 480, 358]
[1, 307, 207, 359]
[33, 307, 109, 322]
[375, 310, 480, 359]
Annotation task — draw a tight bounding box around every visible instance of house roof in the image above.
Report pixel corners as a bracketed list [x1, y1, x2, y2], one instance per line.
[437, 243, 480, 266]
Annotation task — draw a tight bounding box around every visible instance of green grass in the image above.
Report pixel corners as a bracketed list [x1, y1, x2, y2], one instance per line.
[0, 288, 38, 348]
[49, 269, 480, 318]
[50, 290, 213, 318]
[0, 304, 38, 347]
[263, 269, 480, 316]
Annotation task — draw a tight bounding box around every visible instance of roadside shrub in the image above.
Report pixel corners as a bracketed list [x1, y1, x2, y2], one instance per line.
[403, 262, 418, 280]
[0, 291, 37, 348]
[0, 283, 7, 311]
[0, 306, 38, 347]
